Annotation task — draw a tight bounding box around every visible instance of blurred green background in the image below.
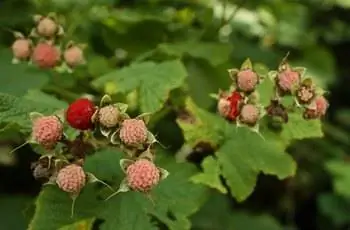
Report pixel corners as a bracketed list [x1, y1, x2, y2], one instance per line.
[1, 0, 350, 229]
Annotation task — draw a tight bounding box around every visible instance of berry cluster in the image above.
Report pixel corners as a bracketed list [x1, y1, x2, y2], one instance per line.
[215, 57, 329, 133]
[216, 59, 265, 133]
[28, 94, 168, 215]
[11, 12, 85, 72]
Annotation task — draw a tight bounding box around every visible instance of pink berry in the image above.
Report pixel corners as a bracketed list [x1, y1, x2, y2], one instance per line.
[56, 164, 86, 194]
[217, 96, 231, 118]
[277, 68, 300, 93]
[239, 104, 260, 125]
[315, 95, 329, 116]
[63, 46, 84, 67]
[98, 105, 119, 128]
[37, 17, 58, 37]
[32, 43, 60, 68]
[119, 119, 148, 146]
[32, 115, 63, 149]
[236, 69, 258, 92]
[126, 159, 160, 192]
[11, 38, 31, 60]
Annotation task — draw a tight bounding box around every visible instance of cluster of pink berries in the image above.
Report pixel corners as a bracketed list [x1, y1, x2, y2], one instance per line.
[28, 94, 168, 215]
[215, 57, 329, 132]
[11, 12, 85, 72]
[216, 59, 265, 133]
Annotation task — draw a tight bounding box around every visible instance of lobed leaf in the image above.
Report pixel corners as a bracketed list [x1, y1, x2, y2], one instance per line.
[91, 60, 187, 113]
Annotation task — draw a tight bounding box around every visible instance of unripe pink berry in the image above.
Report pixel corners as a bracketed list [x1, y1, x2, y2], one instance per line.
[56, 164, 86, 194]
[315, 95, 329, 116]
[37, 17, 58, 37]
[277, 68, 300, 93]
[98, 105, 119, 128]
[126, 159, 160, 192]
[217, 97, 231, 118]
[119, 119, 148, 146]
[32, 43, 60, 68]
[32, 115, 63, 149]
[63, 46, 84, 67]
[239, 104, 260, 125]
[11, 39, 31, 60]
[236, 69, 258, 92]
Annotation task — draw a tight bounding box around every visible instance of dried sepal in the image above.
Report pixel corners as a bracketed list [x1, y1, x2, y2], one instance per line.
[115, 103, 128, 114]
[29, 112, 44, 122]
[136, 112, 152, 125]
[158, 167, 170, 180]
[100, 94, 112, 107]
[109, 129, 121, 145]
[120, 159, 134, 172]
[240, 58, 253, 70]
[105, 179, 130, 201]
[86, 172, 114, 191]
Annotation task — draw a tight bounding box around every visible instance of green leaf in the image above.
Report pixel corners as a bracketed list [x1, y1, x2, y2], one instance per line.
[0, 93, 65, 133]
[325, 160, 350, 198]
[318, 193, 350, 226]
[59, 218, 96, 230]
[0, 195, 33, 230]
[0, 49, 49, 96]
[28, 186, 101, 230]
[178, 99, 296, 201]
[92, 60, 187, 113]
[190, 156, 227, 194]
[23, 90, 68, 108]
[158, 42, 231, 66]
[110, 8, 173, 24]
[176, 98, 225, 148]
[217, 128, 295, 201]
[230, 212, 284, 230]
[92, 149, 209, 230]
[281, 112, 324, 141]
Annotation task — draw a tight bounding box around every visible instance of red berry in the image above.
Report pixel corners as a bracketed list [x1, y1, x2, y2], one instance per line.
[66, 98, 96, 130]
[32, 42, 60, 68]
[227, 91, 242, 120]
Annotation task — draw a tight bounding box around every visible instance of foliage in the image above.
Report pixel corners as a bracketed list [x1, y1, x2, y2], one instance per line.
[0, 0, 349, 230]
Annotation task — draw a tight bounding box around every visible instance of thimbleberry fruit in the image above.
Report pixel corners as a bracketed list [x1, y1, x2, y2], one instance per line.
[227, 91, 243, 121]
[11, 38, 31, 60]
[239, 104, 260, 125]
[32, 115, 63, 149]
[63, 46, 85, 67]
[119, 119, 148, 146]
[56, 164, 86, 194]
[98, 105, 119, 128]
[32, 42, 60, 68]
[217, 96, 231, 118]
[314, 95, 329, 116]
[36, 17, 58, 37]
[277, 66, 300, 93]
[126, 159, 160, 192]
[66, 98, 96, 130]
[236, 69, 258, 92]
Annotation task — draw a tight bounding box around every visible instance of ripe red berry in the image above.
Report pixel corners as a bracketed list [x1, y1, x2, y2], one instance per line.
[66, 98, 96, 130]
[227, 91, 242, 120]
[32, 42, 60, 68]
[126, 159, 160, 192]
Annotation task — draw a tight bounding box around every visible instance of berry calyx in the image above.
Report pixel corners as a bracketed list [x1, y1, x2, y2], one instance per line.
[126, 159, 160, 192]
[11, 38, 31, 60]
[98, 105, 120, 128]
[236, 69, 259, 92]
[36, 17, 58, 37]
[239, 104, 260, 126]
[66, 98, 96, 130]
[119, 119, 148, 146]
[56, 164, 86, 194]
[63, 45, 85, 67]
[296, 85, 315, 104]
[32, 42, 60, 69]
[32, 115, 63, 149]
